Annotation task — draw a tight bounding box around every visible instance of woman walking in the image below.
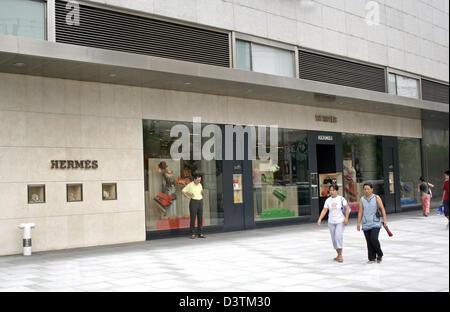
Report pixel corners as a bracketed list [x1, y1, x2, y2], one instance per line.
[317, 185, 350, 263]
[357, 183, 387, 264]
[418, 177, 434, 217]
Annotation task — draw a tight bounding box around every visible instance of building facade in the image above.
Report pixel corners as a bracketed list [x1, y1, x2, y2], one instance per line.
[0, 0, 448, 256]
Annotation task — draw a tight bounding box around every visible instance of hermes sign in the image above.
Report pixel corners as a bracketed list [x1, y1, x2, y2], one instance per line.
[51, 160, 99, 169]
[315, 115, 338, 123]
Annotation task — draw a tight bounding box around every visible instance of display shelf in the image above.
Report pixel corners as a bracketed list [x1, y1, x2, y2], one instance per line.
[28, 185, 45, 204]
[319, 173, 343, 197]
[67, 184, 83, 202]
[102, 183, 117, 200]
[233, 174, 243, 204]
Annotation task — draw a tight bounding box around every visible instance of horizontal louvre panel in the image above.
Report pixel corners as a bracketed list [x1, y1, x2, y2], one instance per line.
[422, 79, 449, 104]
[299, 51, 386, 92]
[55, 1, 230, 67]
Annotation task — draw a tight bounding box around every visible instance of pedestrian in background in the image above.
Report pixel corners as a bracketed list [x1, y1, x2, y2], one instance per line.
[418, 177, 434, 217]
[357, 183, 387, 264]
[442, 170, 449, 229]
[317, 184, 350, 263]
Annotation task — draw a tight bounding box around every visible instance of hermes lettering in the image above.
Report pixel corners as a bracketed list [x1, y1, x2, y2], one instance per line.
[318, 136, 333, 141]
[51, 160, 98, 169]
[315, 115, 338, 123]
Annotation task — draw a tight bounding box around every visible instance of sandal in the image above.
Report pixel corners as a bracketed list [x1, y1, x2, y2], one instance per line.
[198, 234, 207, 239]
[376, 257, 383, 263]
[190, 234, 196, 239]
[334, 257, 343, 263]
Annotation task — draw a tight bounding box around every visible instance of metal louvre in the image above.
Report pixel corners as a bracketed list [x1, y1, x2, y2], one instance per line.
[299, 50, 386, 93]
[422, 79, 449, 104]
[55, 0, 230, 67]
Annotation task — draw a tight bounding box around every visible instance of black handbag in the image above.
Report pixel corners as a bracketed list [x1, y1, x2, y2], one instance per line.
[375, 196, 382, 218]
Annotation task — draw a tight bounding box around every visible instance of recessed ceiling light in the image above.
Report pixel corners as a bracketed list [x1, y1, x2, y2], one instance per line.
[13, 62, 26, 67]
[184, 82, 192, 85]
[109, 73, 117, 78]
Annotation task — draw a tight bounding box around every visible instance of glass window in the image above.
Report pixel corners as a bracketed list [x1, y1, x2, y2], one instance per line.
[236, 40, 251, 71]
[67, 184, 83, 202]
[398, 138, 422, 207]
[252, 43, 295, 78]
[396, 75, 419, 99]
[253, 129, 310, 221]
[342, 134, 384, 212]
[102, 183, 117, 200]
[422, 120, 449, 204]
[388, 73, 419, 99]
[143, 120, 224, 231]
[0, 0, 46, 40]
[28, 184, 45, 204]
[388, 73, 397, 95]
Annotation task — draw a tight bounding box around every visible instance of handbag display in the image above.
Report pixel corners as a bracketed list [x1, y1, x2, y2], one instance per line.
[154, 193, 173, 209]
[273, 188, 287, 202]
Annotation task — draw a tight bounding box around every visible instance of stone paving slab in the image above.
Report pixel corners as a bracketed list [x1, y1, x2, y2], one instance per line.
[0, 211, 448, 292]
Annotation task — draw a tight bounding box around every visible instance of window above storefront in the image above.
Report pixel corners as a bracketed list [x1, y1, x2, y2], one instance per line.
[236, 39, 295, 78]
[0, 0, 46, 40]
[388, 73, 420, 99]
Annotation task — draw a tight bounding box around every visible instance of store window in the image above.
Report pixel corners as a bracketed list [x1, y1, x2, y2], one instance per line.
[253, 129, 310, 221]
[236, 40, 295, 78]
[102, 183, 117, 200]
[28, 184, 45, 204]
[67, 184, 83, 202]
[388, 73, 419, 99]
[422, 120, 449, 204]
[342, 134, 384, 211]
[398, 138, 422, 207]
[0, 0, 46, 40]
[143, 120, 224, 231]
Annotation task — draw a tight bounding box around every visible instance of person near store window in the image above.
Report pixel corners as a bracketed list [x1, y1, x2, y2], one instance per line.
[418, 177, 434, 217]
[317, 184, 350, 263]
[182, 174, 206, 239]
[442, 170, 449, 229]
[357, 183, 387, 264]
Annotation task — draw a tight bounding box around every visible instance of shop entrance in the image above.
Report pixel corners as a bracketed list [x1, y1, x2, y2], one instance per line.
[308, 132, 344, 221]
[222, 135, 255, 232]
[317, 144, 337, 214]
[381, 137, 400, 213]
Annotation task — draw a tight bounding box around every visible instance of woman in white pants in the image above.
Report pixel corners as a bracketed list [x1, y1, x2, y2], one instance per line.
[317, 184, 350, 262]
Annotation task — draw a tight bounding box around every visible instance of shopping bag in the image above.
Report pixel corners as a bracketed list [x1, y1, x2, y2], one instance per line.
[437, 205, 443, 215]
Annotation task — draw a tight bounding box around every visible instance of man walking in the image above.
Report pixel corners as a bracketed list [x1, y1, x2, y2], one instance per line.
[183, 174, 206, 239]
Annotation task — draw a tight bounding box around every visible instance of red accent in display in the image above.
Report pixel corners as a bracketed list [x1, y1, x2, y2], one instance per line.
[156, 216, 205, 230]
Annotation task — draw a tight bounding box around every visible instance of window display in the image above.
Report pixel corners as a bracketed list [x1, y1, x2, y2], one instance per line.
[28, 185, 45, 204]
[143, 120, 224, 231]
[342, 134, 384, 212]
[67, 184, 83, 202]
[233, 174, 243, 204]
[398, 138, 421, 207]
[102, 183, 117, 200]
[253, 129, 310, 220]
[319, 173, 343, 197]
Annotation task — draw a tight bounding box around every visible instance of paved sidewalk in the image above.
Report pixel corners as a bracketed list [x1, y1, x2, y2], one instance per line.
[0, 210, 448, 292]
